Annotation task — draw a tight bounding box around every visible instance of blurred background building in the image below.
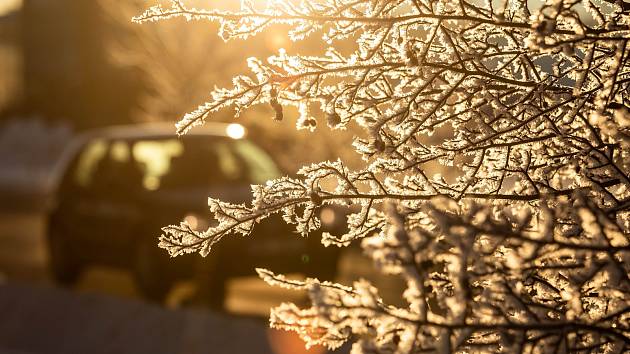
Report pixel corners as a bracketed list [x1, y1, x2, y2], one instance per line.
[0, 0, 360, 170]
[1, 0, 139, 128]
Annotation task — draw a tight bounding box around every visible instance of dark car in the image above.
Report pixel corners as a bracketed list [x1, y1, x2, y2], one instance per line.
[47, 123, 343, 307]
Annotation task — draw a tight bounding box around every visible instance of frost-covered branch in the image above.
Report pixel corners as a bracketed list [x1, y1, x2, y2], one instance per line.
[262, 197, 630, 352]
[137, 0, 630, 352]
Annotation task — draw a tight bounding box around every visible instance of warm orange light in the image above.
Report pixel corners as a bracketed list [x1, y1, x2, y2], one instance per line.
[320, 207, 336, 227]
[266, 329, 327, 354]
[0, 0, 21, 16]
[183, 214, 199, 230]
[266, 31, 290, 50]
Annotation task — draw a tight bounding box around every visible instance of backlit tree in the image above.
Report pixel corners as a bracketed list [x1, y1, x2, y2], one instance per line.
[134, 0, 630, 352]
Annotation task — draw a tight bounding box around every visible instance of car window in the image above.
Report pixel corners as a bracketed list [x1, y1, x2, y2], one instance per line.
[66, 135, 282, 193]
[155, 139, 248, 189]
[132, 139, 183, 190]
[73, 138, 108, 188]
[230, 140, 281, 184]
[213, 142, 243, 182]
[92, 140, 145, 194]
[68, 138, 145, 195]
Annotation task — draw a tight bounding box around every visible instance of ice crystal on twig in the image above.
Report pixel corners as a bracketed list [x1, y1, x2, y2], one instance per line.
[138, 0, 630, 352]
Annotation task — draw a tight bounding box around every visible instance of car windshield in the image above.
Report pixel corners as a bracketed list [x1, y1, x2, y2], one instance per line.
[71, 136, 281, 192]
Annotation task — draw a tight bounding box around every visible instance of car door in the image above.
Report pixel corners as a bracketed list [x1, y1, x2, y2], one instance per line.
[56, 138, 143, 264]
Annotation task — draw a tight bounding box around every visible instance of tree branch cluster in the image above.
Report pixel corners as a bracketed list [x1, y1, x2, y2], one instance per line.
[136, 0, 630, 352]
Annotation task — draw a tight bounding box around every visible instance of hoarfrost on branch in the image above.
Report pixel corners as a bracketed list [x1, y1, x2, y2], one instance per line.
[135, 0, 630, 352]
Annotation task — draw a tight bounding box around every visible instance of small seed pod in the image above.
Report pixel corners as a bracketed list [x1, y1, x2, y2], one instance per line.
[326, 112, 341, 128]
[274, 109, 283, 122]
[405, 44, 419, 66]
[372, 138, 385, 153]
[272, 101, 283, 121]
[607, 102, 624, 110]
[562, 44, 574, 56]
[419, 259, 434, 271]
[309, 189, 322, 205]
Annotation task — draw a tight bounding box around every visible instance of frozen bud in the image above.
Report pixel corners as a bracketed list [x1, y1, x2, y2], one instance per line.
[309, 189, 322, 205]
[326, 111, 342, 128]
[534, 19, 555, 35]
[607, 102, 625, 110]
[562, 44, 574, 56]
[219, 29, 229, 41]
[372, 138, 385, 153]
[393, 228, 408, 244]
[272, 101, 283, 121]
[405, 46, 419, 66]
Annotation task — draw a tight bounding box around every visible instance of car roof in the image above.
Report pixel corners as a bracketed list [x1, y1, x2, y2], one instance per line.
[76, 122, 236, 141]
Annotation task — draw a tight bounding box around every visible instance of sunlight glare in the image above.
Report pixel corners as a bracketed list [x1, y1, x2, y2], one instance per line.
[0, 0, 21, 16]
[226, 123, 246, 139]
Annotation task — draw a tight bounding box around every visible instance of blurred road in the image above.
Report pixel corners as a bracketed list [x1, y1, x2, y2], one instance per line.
[0, 212, 49, 284]
[0, 211, 329, 354]
[0, 211, 385, 313]
[0, 283, 278, 354]
[0, 210, 405, 354]
[0, 210, 302, 314]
